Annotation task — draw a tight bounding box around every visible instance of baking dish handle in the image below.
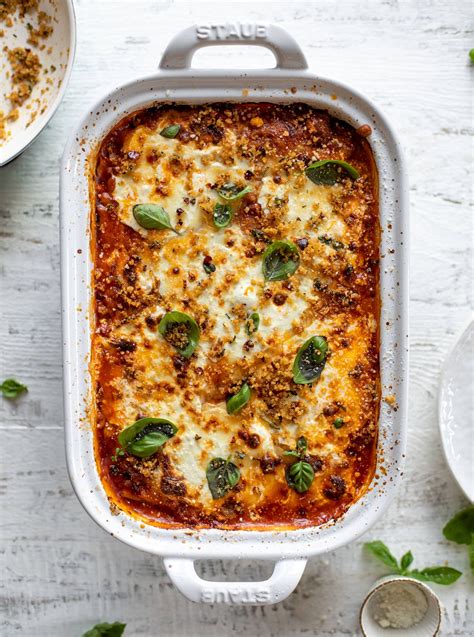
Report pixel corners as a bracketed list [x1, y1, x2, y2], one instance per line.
[159, 24, 307, 71]
[164, 556, 307, 605]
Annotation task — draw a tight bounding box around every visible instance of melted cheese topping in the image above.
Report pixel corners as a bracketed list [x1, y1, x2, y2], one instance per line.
[92, 103, 380, 529]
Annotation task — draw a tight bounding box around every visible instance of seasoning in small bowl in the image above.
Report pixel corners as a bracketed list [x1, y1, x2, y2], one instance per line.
[360, 576, 442, 637]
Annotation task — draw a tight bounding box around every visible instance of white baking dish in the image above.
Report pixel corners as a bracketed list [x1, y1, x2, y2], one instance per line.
[60, 24, 409, 605]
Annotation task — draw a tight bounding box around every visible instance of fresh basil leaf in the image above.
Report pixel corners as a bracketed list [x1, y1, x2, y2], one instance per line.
[0, 378, 28, 399]
[82, 621, 126, 637]
[226, 383, 251, 414]
[333, 417, 345, 429]
[443, 505, 474, 545]
[409, 567, 462, 586]
[262, 240, 300, 282]
[296, 436, 308, 455]
[158, 310, 200, 358]
[133, 203, 178, 233]
[318, 235, 345, 250]
[364, 541, 400, 572]
[251, 228, 271, 244]
[206, 457, 240, 499]
[286, 461, 314, 493]
[217, 183, 252, 202]
[203, 257, 216, 274]
[160, 124, 180, 138]
[400, 551, 414, 572]
[305, 160, 360, 185]
[246, 312, 260, 336]
[470, 49, 474, 63]
[213, 203, 233, 228]
[284, 436, 308, 460]
[293, 335, 328, 385]
[469, 534, 474, 573]
[118, 417, 177, 458]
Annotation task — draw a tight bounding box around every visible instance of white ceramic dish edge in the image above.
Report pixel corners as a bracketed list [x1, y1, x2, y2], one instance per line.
[60, 24, 409, 605]
[438, 318, 474, 502]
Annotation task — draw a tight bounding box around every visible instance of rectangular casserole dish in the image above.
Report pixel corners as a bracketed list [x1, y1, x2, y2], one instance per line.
[60, 24, 408, 605]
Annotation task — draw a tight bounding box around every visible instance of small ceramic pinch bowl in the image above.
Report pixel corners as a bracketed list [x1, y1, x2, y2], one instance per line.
[0, 0, 76, 166]
[360, 575, 442, 637]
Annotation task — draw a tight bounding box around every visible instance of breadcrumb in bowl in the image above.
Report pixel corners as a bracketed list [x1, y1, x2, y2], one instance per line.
[0, 0, 75, 166]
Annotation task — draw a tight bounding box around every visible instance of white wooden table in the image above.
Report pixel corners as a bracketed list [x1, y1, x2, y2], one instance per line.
[1, 1, 472, 635]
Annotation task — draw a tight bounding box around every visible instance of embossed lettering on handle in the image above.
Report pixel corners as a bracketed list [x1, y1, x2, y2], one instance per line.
[164, 557, 307, 605]
[200, 587, 271, 604]
[196, 23, 268, 41]
[159, 24, 308, 71]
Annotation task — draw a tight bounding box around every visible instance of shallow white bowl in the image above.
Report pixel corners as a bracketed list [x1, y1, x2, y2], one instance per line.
[0, 0, 76, 166]
[438, 319, 474, 502]
[360, 575, 442, 637]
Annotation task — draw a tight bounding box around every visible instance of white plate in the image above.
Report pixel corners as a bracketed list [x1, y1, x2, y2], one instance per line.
[0, 0, 75, 166]
[439, 319, 474, 502]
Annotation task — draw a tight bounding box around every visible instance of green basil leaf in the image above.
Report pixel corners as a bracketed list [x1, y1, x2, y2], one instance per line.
[0, 378, 28, 399]
[158, 310, 200, 358]
[118, 417, 177, 458]
[443, 505, 474, 545]
[296, 436, 308, 456]
[133, 203, 178, 233]
[318, 235, 345, 250]
[469, 49, 474, 63]
[226, 383, 251, 414]
[203, 261, 216, 274]
[469, 534, 474, 573]
[400, 551, 414, 572]
[206, 457, 240, 499]
[293, 335, 329, 385]
[305, 160, 360, 185]
[213, 203, 233, 228]
[409, 567, 462, 586]
[262, 240, 300, 282]
[284, 436, 308, 459]
[245, 312, 260, 336]
[217, 183, 252, 202]
[286, 461, 314, 493]
[82, 622, 126, 637]
[333, 417, 345, 429]
[160, 124, 180, 139]
[364, 541, 400, 572]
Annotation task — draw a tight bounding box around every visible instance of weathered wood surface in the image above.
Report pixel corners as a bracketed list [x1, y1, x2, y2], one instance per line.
[0, 0, 472, 635]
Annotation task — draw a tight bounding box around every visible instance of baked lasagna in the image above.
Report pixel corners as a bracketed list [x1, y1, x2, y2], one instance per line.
[92, 102, 380, 529]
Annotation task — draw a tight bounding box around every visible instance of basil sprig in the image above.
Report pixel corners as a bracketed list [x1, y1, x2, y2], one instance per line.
[160, 124, 180, 138]
[118, 418, 177, 458]
[245, 312, 260, 336]
[206, 457, 240, 499]
[226, 382, 251, 414]
[305, 160, 360, 185]
[217, 183, 252, 202]
[133, 203, 179, 233]
[158, 310, 200, 358]
[262, 240, 300, 282]
[364, 541, 462, 585]
[213, 203, 233, 228]
[293, 336, 328, 384]
[0, 378, 27, 399]
[443, 505, 474, 573]
[284, 436, 314, 493]
[82, 622, 126, 637]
